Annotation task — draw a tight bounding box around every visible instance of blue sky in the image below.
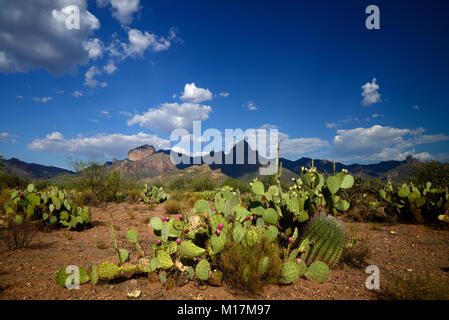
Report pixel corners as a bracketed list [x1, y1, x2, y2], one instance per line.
[1, 0, 449, 169]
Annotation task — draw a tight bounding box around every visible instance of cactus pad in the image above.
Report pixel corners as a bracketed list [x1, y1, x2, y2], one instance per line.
[196, 260, 211, 281]
[305, 261, 329, 283]
[178, 240, 206, 258]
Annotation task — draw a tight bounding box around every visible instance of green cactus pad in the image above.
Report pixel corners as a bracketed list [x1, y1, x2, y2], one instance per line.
[150, 217, 163, 231]
[262, 208, 278, 225]
[196, 260, 211, 281]
[211, 233, 227, 254]
[245, 229, 258, 247]
[265, 225, 278, 243]
[126, 229, 138, 244]
[232, 223, 245, 243]
[340, 175, 354, 189]
[279, 262, 300, 284]
[194, 200, 211, 214]
[91, 265, 99, 285]
[98, 262, 121, 279]
[326, 176, 341, 195]
[156, 250, 174, 269]
[305, 261, 330, 283]
[178, 240, 206, 258]
[251, 181, 265, 196]
[119, 249, 129, 263]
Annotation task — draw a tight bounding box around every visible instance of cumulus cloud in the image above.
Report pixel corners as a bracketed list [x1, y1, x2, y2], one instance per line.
[0, 0, 100, 76]
[32, 96, 53, 103]
[361, 78, 382, 106]
[103, 60, 117, 74]
[331, 125, 449, 162]
[84, 66, 107, 88]
[119, 28, 179, 58]
[83, 38, 104, 60]
[97, 0, 141, 25]
[218, 92, 229, 98]
[127, 102, 212, 134]
[29, 131, 169, 158]
[179, 83, 213, 103]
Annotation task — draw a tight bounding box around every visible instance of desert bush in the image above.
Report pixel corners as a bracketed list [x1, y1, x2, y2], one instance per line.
[344, 197, 389, 222]
[0, 215, 35, 250]
[377, 274, 449, 300]
[74, 189, 99, 207]
[341, 226, 371, 268]
[218, 235, 282, 294]
[168, 177, 192, 191]
[0, 172, 29, 191]
[164, 199, 181, 215]
[409, 160, 449, 189]
[191, 177, 216, 192]
[222, 177, 250, 193]
[340, 175, 384, 207]
[126, 190, 140, 203]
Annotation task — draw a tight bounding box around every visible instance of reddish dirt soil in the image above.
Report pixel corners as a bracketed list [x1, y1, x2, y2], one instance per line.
[1, 202, 448, 300]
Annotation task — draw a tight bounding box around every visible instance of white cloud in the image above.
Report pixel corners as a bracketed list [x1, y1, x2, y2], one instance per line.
[83, 38, 104, 60]
[179, 83, 213, 103]
[29, 131, 170, 158]
[84, 66, 107, 88]
[0, 0, 100, 76]
[32, 96, 53, 103]
[331, 125, 449, 162]
[16, 95, 23, 99]
[325, 122, 337, 129]
[244, 101, 258, 111]
[72, 90, 83, 98]
[218, 92, 229, 98]
[413, 105, 420, 110]
[127, 102, 212, 134]
[0, 132, 17, 143]
[103, 60, 117, 74]
[121, 28, 179, 58]
[361, 78, 382, 106]
[89, 119, 99, 123]
[97, 0, 141, 25]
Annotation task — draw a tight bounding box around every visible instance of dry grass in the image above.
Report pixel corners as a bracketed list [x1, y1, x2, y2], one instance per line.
[377, 273, 449, 300]
[95, 241, 108, 249]
[0, 216, 35, 250]
[218, 236, 282, 295]
[164, 200, 181, 215]
[126, 209, 136, 219]
[341, 225, 371, 268]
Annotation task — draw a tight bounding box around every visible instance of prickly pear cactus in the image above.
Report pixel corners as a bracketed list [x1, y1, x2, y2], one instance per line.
[91, 265, 99, 285]
[177, 241, 206, 258]
[279, 261, 300, 284]
[126, 229, 138, 243]
[232, 223, 245, 243]
[258, 256, 270, 275]
[55, 266, 90, 287]
[97, 262, 121, 279]
[304, 261, 330, 283]
[196, 260, 211, 281]
[301, 213, 345, 268]
[155, 250, 174, 269]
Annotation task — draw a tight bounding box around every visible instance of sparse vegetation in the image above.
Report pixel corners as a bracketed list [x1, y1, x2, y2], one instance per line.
[164, 199, 181, 215]
[377, 274, 449, 300]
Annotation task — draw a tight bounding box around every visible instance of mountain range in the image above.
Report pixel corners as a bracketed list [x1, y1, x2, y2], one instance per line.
[1, 140, 421, 183]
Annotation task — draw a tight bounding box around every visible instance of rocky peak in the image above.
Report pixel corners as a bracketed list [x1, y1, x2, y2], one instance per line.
[127, 145, 157, 161]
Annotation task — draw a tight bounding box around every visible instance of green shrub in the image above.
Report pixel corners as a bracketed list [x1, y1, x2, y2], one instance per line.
[74, 190, 98, 207]
[168, 177, 192, 191]
[191, 177, 216, 192]
[409, 160, 449, 189]
[164, 199, 181, 215]
[218, 235, 282, 294]
[222, 177, 250, 193]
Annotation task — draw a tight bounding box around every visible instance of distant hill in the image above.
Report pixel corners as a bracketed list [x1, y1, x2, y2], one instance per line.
[2, 158, 73, 180]
[1, 142, 421, 183]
